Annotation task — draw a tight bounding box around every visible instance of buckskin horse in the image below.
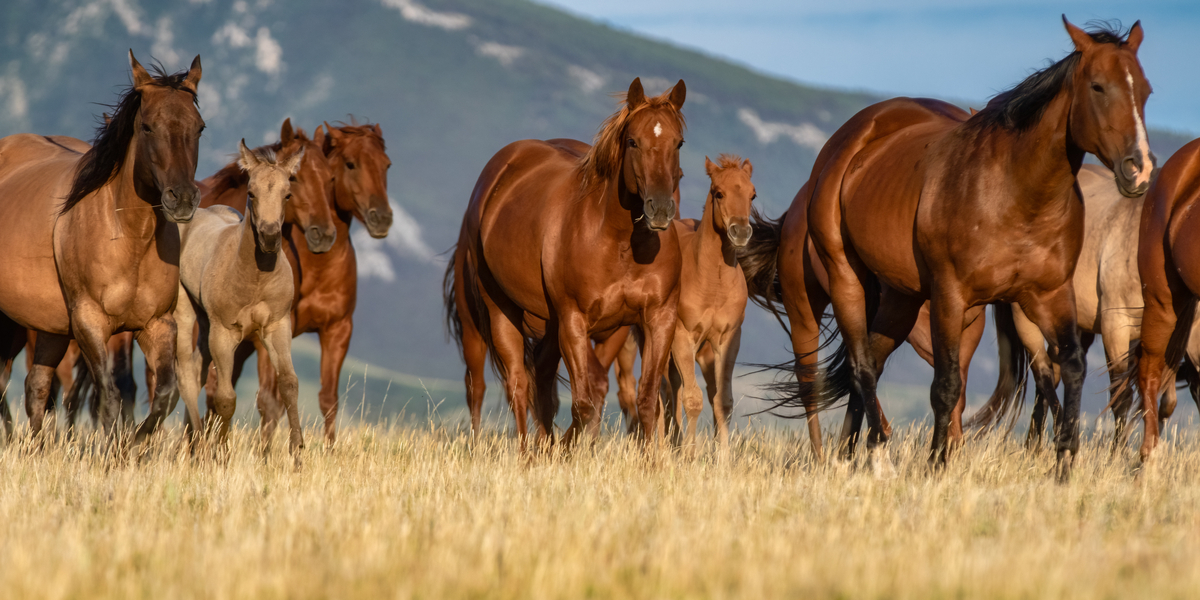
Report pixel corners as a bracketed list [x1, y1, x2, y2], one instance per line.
[205, 120, 393, 444]
[446, 78, 686, 448]
[763, 19, 1151, 479]
[0, 52, 204, 446]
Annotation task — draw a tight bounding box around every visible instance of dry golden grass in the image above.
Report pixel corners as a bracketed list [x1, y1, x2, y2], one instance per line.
[1, 420, 1198, 599]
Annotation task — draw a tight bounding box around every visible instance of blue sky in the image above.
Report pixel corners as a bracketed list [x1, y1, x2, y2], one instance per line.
[540, 1, 1200, 133]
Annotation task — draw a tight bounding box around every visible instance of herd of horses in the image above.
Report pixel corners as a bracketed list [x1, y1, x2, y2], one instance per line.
[0, 19, 1193, 481]
[444, 17, 1200, 481]
[0, 51, 394, 465]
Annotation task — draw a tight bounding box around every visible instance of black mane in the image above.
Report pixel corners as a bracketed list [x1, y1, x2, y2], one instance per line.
[60, 62, 197, 215]
[971, 22, 1129, 132]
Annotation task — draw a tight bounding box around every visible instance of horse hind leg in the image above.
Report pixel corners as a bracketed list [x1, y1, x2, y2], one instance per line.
[253, 335, 285, 454]
[262, 321, 304, 470]
[316, 318, 353, 445]
[462, 316, 488, 436]
[26, 332, 71, 443]
[614, 329, 639, 434]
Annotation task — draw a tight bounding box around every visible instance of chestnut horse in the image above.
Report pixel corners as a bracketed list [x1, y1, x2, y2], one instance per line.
[1128, 138, 1200, 462]
[0, 52, 203, 444]
[210, 121, 392, 443]
[657, 155, 754, 447]
[782, 19, 1150, 478]
[738, 183, 995, 461]
[446, 78, 686, 447]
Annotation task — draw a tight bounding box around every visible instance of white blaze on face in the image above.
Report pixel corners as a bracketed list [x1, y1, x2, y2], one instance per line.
[1126, 69, 1153, 188]
[653, 122, 662, 138]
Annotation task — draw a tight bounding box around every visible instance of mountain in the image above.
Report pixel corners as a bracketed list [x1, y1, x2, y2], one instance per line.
[1, 0, 1195, 426]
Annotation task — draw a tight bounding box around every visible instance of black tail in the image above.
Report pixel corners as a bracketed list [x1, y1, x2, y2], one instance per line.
[965, 303, 1029, 432]
[748, 322, 853, 419]
[1109, 299, 1198, 420]
[737, 208, 790, 336]
[442, 244, 465, 357]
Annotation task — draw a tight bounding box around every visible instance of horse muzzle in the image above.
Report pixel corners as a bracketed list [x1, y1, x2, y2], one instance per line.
[1115, 152, 1154, 198]
[161, 184, 200, 223]
[256, 223, 284, 254]
[305, 225, 337, 254]
[727, 222, 752, 248]
[643, 198, 674, 231]
[364, 203, 393, 238]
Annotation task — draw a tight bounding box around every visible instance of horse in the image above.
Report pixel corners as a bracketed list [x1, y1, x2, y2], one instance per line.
[197, 120, 341, 441]
[234, 121, 393, 444]
[1126, 138, 1200, 462]
[737, 181, 996, 460]
[175, 140, 305, 465]
[644, 155, 755, 447]
[769, 19, 1151, 479]
[0, 51, 204, 446]
[445, 78, 686, 448]
[969, 164, 1200, 450]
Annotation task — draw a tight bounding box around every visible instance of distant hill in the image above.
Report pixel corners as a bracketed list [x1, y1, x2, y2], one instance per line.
[1, 0, 1195, 426]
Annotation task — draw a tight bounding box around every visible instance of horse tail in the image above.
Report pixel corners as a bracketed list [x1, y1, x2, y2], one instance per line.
[751, 327, 854, 419]
[965, 303, 1029, 431]
[737, 208, 790, 336]
[442, 244, 465, 357]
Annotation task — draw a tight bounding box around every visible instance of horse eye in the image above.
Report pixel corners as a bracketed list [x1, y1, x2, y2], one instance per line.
[198, 125, 206, 135]
[627, 139, 637, 148]
[141, 124, 152, 134]
[677, 140, 684, 149]
[1091, 83, 1104, 94]
[289, 176, 297, 182]
[345, 162, 355, 170]
[247, 191, 255, 200]
[285, 193, 292, 201]
[713, 191, 723, 200]
[751, 194, 757, 201]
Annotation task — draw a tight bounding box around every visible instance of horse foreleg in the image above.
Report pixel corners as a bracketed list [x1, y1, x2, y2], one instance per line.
[927, 289, 969, 466]
[253, 335, 284, 451]
[559, 311, 601, 447]
[1019, 286, 1086, 481]
[632, 306, 676, 447]
[262, 320, 304, 469]
[70, 306, 123, 440]
[950, 307, 986, 445]
[614, 329, 639, 433]
[173, 289, 205, 446]
[316, 318, 353, 445]
[667, 324, 701, 449]
[530, 329, 562, 446]
[709, 328, 740, 449]
[205, 325, 241, 452]
[132, 316, 179, 450]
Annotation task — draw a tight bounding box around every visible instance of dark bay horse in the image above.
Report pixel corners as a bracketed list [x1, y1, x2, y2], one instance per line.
[1129, 138, 1200, 462]
[0, 52, 204, 444]
[738, 183, 996, 461]
[446, 78, 686, 447]
[771, 19, 1151, 478]
[210, 121, 392, 443]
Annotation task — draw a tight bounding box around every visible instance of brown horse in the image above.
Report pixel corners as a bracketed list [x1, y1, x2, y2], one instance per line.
[445, 78, 686, 447]
[1128, 138, 1200, 461]
[739, 182, 997, 460]
[0, 52, 204, 444]
[768, 19, 1151, 478]
[210, 121, 392, 443]
[654, 155, 754, 447]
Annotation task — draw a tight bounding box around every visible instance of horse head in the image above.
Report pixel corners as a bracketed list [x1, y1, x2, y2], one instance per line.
[238, 139, 304, 255]
[704, 155, 755, 248]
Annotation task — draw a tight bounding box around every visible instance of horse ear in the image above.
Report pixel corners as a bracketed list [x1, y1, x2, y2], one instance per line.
[626, 78, 646, 109]
[969, 107, 979, 116]
[373, 123, 382, 137]
[667, 79, 686, 111]
[237, 139, 258, 171]
[313, 124, 326, 149]
[182, 55, 202, 93]
[283, 146, 305, 176]
[129, 50, 153, 88]
[741, 158, 753, 179]
[324, 121, 344, 145]
[1062, 16, 1094, 52]
[280, 118, 295, 146]
[704, 156, 717, 177]
[1125, 21, 1144, 53]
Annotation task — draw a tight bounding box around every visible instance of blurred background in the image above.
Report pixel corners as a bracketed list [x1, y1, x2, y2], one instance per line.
[1, 0, 1196, 433]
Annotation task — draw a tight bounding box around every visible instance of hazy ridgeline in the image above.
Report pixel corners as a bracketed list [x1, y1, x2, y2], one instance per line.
[1, 0, 1196, 430]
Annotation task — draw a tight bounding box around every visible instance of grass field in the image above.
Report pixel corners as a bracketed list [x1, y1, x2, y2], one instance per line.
[2, 419, 1199, 599]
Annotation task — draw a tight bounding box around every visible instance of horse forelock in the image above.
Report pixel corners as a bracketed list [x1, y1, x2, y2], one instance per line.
[332, 122, 387, 153]
[576, 90, 686, 191]
[969, 21, 1131, 133]
[715, 154, 747, 171]
[60, 63, 199, 215]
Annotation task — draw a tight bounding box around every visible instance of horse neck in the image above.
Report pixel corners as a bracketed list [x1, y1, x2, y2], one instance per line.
[693, 193, 738, 276]
[237, 202, 280, 274]
[105, 137, 165, 241]
[1002, 92, 1086, 215]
